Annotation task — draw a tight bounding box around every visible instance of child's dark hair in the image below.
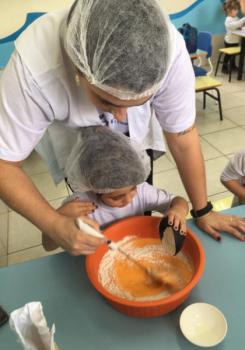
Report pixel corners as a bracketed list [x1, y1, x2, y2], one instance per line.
[223, 0, 240, 15]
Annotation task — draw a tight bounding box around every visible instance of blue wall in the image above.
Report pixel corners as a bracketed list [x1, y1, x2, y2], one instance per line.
[0, 1, 226, 68]
[170, 0, 225, 35]
[0, 12, 44, 68]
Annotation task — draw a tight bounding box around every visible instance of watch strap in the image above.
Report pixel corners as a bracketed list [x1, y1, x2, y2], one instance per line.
[190, 201, 213, 219]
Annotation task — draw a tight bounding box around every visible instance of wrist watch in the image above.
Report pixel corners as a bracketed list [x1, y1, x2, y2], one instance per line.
[190, 201, 213, 219]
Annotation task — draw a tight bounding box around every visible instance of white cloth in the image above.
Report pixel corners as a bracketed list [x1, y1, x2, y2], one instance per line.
[224, 16, 245, 43]
[220, 150, 245, 206]
[0, 8, 195, 183]
[65, 182, 176, 228]
[9, 302, 56, 350]
[98, 111, 129, 134]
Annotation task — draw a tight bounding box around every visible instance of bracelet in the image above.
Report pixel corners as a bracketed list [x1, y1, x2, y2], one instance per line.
[190, 201, 213, 219]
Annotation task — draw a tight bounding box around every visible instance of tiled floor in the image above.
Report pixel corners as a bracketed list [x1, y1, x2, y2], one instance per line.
[0, 72, 244, 267]
[0, 151, 67, 267]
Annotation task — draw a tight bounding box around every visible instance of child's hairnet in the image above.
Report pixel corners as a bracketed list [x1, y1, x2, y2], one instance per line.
[64, 0, 172, 100]
[65, 126, 151, 193]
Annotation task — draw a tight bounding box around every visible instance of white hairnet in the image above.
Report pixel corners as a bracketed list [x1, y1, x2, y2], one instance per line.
[64, 0, 172, 100]
[65, 126, 151, 193]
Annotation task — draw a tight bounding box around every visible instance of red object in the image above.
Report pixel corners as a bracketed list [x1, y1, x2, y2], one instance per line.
[86, 216, 205, 318]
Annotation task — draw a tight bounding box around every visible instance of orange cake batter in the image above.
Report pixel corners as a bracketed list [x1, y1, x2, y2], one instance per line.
[98, 236, 194, 301]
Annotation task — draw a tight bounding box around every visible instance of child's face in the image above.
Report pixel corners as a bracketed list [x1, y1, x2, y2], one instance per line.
[229, 8, 238, 17]
[100, 186, 137, 208]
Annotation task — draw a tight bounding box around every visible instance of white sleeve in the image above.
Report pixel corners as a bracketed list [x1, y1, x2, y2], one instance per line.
[220, 150, 245, 182]
[0, 51, 54, 161]
[225, 17, 245, 31]
[138, 182, 176, 213]
[152, 31, 196, 133]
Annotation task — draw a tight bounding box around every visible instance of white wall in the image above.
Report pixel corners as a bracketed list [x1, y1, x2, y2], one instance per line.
[0, 0, 73, 38]
[156, 0, 196, 14]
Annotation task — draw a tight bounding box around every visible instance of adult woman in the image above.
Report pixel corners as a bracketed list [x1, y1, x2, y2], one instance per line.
[0, 0, 245, 256]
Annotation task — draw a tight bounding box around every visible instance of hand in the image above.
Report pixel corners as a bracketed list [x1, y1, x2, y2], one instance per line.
[195, 211, 245, 241]
[47, 214, 106, 255]
[57, 198, 97, 218]
[165, 207, 187, 235]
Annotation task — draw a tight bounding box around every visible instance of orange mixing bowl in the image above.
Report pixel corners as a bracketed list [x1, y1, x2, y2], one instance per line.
[86, 216, 205, 318]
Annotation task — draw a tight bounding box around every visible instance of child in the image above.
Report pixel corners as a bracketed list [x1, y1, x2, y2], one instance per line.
[222, 0, 245, 73]
[42, 126, 188, 251]
[220, 149, 245, 206]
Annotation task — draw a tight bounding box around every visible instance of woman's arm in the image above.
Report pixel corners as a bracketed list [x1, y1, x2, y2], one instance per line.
[165, 125, 207, 211]
[42, 198, 97, 251]
[42, 234, 59, 251]
[0, 159, 106, 255]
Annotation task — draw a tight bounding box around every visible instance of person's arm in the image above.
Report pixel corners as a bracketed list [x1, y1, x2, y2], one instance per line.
[0, 52, 106, 254]
[225, 17, 245, 31]
[0, 159, 106, 255]
[220, 150, 245, 203]
[42, 235, 59, 252]
[165, 126, 207, 211]
[139, 182, 188, 233]
[153, 29, 245, 241]
[165, 128, 245, 241]
[42, 196, 97, 251]
[240, 0, 245, 14]
[222, 179, 245, 201]
[167, 196, 189, 234]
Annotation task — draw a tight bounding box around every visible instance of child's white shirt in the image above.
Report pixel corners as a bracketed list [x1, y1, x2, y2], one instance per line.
[225, 16, 245, 43]
[220, 150, 245, 205]
[65, 182, 176, 228]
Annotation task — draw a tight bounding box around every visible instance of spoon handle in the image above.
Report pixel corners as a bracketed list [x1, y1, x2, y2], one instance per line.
[76, 217, 104, 238]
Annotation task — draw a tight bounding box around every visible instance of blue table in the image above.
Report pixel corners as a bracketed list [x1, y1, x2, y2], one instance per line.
[1, 206, 245, 349]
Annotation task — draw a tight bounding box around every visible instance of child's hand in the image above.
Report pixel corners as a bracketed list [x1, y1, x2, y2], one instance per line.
[57, 198, 97, 218]
[166, 196, 189, 234]
[166, 208, 187, 235]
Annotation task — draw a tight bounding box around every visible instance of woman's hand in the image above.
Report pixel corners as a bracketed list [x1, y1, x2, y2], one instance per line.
[196, 211, 245, 241]
[57, 198, 97, 218]
[46, 214, 106, 255]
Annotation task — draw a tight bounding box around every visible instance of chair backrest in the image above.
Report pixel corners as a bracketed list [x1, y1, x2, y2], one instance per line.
[197, 31, 212, 58]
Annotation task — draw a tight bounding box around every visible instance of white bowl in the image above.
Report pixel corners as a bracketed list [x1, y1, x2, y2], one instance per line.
[179, 303, 228, 347]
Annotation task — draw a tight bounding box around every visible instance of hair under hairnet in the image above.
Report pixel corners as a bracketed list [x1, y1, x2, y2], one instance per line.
[65, 126, 151, 193]
[64, 0, 172, 100]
